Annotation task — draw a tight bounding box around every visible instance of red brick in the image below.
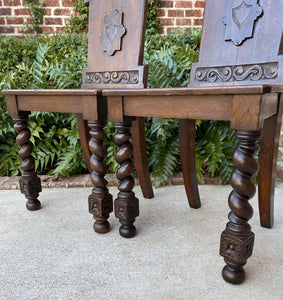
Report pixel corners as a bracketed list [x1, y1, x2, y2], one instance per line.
[0, 176, 20, 190]
[44, 8, 52, 16]
[193, 18, 203, 26]
[14, 8, 30, 15]
[44, 17, 62, 25]
[175, 1, 193, 9]
[167, 9, 184, 18]
[54, 8, 71, 16]
[185, 9, 203, 18]
[67, 175, 85, 188]
[3, 0, 21, 5]
[160, 0, 173, 8]
[171, 172, 184, 185]
[49, 177, 69, 188]
[176, 18, 192, 26]
[0, 18, 5, 25]
[62, 0, 74, 7]
[157, 8, 166, 17]
[43, 0, 59, 7]
[167, 27, 178, 34]
[195, 0, 205, 8]
[0, 26, 15, 33]
[7, 17, 24, 24]
[55, 26, 65, 33]
[160, 18, 174, 26]
[39, 26, 54, 33]
[0, 8, 11, 15]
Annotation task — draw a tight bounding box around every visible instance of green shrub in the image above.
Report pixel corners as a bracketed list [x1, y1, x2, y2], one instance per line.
[0, 29, 236, 185]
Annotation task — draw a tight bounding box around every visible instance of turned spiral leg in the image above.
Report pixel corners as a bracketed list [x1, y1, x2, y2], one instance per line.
[88, 121, 113, 234]
[114, 121, 139, 238]
[220, 130, 261, 284]
[14, 113, 42, 211]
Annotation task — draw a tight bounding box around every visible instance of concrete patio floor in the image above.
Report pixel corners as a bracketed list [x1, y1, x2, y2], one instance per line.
[1, 184, 283, 299]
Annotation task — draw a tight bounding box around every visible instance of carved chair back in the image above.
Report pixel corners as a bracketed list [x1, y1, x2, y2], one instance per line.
[81, 0, 148, 90]
[190, 0, 283, 87]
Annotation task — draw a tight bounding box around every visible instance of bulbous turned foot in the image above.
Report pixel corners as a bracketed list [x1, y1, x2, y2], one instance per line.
[26, 199, 41, 211]
[119, 224, 136, 238]
[93, 220, 110, 234]
[222, 265, 245, 284]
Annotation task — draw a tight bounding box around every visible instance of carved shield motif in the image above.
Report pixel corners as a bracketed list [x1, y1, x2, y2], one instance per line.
[101, 8, 126, 56]
[223, 0, 263, 46]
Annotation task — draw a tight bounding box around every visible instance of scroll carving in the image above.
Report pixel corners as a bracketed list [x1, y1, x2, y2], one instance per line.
[223, 0, 263, 46]
[195, 62, 278, 83]
[101, 8, 126, 56]
[85, 71, 139, 85]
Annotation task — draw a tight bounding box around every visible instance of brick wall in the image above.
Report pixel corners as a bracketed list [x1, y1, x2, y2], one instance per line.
[158, 0, 205, 34]
[0, 0, 206, 36]
[0, 0, 74, 35]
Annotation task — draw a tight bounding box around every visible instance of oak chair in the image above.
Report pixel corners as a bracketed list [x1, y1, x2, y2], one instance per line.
[103, 0, 283, 283]
[2, 0, 153, 233]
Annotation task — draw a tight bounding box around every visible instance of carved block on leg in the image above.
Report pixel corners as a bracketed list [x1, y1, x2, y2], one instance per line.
[88, 120, 113, 233]
[220, 231, 254, 284]
[19, 175, 42, 211]
[88, 189, 113, 233]
[115, 193, 139, 238]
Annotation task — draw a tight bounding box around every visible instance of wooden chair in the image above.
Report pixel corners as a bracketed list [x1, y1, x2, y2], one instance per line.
[2, 0, 153, 233]
[103, 0, 283, 284]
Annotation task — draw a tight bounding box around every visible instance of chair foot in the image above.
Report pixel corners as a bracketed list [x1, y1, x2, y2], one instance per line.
[26, 199, 41, 211]
[119, 223, 136, 238]
[93, 219, 110, 234]
[222, 264, 245, 284]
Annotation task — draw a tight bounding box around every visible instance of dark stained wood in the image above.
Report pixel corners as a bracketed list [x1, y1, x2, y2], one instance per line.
[103, 85, 272, 96]
[104, 0, 283, 284]
[179, 119, 200, 208]
[122, 94, 233, 120]
[114, 121, 139, 238]
[131, 117, 154, 199]
[88, 120, 113, 233]
[230, 93, 279, 130]
[258, 94, 283, 228]
[13, 112, 42, 211]
[2, 0, 152, 238]
[76, 114, 92, 173]
[220, 130, 261, 284]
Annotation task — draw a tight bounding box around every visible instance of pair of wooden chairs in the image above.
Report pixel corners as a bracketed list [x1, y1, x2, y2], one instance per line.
[3, 0, 283, 284]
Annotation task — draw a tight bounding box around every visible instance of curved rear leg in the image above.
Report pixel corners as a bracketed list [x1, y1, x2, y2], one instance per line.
[179, 119, 201, 208]
[258, 97, 283, 228]
[76, 113, 92, 173]
[131, 117, 154, 199]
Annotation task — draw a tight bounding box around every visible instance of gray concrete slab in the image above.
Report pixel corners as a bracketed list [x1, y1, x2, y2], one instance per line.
[0, 185, 283, 299]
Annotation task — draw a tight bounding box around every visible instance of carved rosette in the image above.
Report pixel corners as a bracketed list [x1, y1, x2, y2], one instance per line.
[88, 121, 113, 234]
[223, 0, 263, 46]
[195, 62, 278, 83]
[85, 71, 139, 85]
[114, 122, 139, 238]
[13, 113, 42, 211]
[220, 130, 261, 284]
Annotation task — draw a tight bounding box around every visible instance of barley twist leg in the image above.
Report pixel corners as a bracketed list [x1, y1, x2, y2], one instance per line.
[14, 113, 42, 211]
[220, 130, 261, 284]
[114, 121, 139, 238]
[88, 121, 113, 233]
